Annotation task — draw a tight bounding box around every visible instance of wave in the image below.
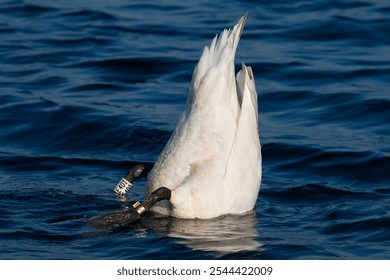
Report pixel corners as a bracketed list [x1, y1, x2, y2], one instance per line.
[1, 0, 389, 259]
[263, 142, 390, 186]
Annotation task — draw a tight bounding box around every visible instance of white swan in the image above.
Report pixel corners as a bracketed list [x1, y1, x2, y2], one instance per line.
[146, 14, 261, 219]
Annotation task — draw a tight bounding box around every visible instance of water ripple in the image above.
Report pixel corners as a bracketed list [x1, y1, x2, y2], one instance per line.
[0, 0, 389, 259]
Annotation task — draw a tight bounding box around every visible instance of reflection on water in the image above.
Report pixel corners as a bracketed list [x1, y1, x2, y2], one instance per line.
[144, 212, 261, 257]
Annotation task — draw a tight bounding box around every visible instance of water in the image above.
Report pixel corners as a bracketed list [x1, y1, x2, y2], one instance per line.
[0, 0, 389, 259]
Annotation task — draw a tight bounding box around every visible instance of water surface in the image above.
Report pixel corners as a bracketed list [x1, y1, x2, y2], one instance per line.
[0, 0, 389, 259]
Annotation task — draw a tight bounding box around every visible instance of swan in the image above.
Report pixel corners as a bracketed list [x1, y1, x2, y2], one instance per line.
[145, 13, 262, 219]
[89, 14, 261, 229]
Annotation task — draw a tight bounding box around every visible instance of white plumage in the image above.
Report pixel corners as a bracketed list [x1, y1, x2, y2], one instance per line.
[146, 14, 261, 219]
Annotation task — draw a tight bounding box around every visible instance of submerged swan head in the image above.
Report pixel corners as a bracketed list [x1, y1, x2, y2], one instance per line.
[146, 13, 261, 219]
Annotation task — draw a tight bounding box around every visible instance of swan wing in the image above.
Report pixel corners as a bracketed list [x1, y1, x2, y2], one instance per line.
[223, 64, 261, 213]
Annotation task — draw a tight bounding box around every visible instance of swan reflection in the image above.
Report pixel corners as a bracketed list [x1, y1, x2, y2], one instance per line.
[144, 211, 261, 257]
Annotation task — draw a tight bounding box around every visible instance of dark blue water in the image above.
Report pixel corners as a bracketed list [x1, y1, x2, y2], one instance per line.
[0, 0, 389, 259]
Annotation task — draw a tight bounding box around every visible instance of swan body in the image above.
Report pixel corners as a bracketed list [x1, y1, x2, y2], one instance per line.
[146, 14, 261, 219]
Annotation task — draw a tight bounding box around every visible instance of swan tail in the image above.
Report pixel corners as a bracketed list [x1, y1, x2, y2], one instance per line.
[190, 14, 247, 97]
[177, 14, 249, 167]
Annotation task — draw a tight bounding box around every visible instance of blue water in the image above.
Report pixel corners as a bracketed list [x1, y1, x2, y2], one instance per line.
[0, 0, 389, 259]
